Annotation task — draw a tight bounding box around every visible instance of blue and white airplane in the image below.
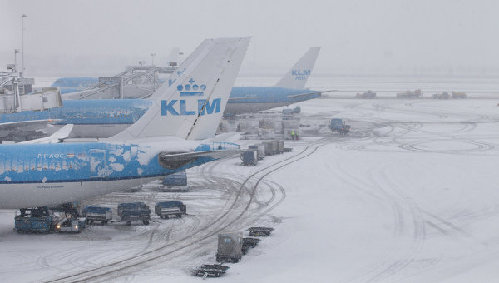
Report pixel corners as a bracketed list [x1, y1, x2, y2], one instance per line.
[53, 47, 321, 112]
[225, 47, 321, 114]
[0, 47, 320, 141]
[0, 37, 249, 209]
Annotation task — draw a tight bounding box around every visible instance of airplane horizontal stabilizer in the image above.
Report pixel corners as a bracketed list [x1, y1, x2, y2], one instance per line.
[158, 149, 239, 170]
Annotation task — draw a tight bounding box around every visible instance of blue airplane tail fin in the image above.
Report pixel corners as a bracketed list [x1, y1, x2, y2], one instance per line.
[112, 37, 250, 141]
[275, 47, 320, 89]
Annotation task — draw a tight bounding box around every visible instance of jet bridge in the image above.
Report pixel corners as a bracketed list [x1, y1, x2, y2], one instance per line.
[67, 65, 177, 100]
[1, 72, 63, 113]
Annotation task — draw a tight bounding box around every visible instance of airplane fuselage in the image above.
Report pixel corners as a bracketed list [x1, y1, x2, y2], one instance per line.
[0, 140, 214, 208]
[0, 87, 320, 136]
[225, 86, 321, 114]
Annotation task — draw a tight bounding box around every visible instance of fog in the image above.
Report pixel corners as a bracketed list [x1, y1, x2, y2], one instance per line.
[1, 0, 499, 76]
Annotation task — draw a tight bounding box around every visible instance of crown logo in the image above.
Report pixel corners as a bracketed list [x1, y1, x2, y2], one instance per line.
[177, 78, 206, 97]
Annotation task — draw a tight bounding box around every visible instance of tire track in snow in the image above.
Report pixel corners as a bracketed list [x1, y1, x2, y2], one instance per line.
[45, 139, 326, 283]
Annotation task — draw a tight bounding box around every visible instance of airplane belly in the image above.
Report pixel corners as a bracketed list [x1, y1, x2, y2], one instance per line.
[70, 124, 130, 138]
[225, 102, 289, 114]
[0, 177, 158, 209]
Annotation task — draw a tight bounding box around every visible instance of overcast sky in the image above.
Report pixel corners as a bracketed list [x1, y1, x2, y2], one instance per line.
[1, 0, 499, 76]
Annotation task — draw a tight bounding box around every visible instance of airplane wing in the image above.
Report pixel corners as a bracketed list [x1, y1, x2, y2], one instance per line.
[158, 150, 239, 170]
[288, 91, 322, 99]
[0, 119, 62, 128]
[0, 119, 64, 142]
[228, 96, 258, 102]
[20, 124, 74, 144]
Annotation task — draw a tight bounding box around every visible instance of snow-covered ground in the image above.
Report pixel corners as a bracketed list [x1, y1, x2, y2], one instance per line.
[225, 98, 499, 283]
[2, 76, 499, 282]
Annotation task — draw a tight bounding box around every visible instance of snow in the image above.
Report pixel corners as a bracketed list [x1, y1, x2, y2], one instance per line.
[109, 163, 125, 171]
[2, 76, 499, 282]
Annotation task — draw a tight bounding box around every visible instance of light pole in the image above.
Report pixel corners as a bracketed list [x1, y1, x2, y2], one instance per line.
[151, 53, 156, 66]
[14, 49, 19, 73]
[21, 14, 27, 77]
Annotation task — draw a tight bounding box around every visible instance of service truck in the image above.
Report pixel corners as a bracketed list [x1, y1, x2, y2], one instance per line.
[155, 201, 186, 219]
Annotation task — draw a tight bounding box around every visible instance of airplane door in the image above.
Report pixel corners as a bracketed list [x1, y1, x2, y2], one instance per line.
[89, 149, 106, 178]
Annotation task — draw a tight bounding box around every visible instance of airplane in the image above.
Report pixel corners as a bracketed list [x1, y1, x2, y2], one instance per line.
[225, 47, 322, 115]
[53, 47, 322, 111]
[0, 47, 320, 141]
[0, 37, 249, 209]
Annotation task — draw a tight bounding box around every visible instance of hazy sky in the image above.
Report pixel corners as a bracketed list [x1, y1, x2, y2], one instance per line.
[1, 0, 499, 76]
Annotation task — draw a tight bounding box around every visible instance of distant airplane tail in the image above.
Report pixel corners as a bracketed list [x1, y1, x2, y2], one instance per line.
[274, 47, 320, 89]
[112, 37, 250, 141]
[166, 47, 182, 66]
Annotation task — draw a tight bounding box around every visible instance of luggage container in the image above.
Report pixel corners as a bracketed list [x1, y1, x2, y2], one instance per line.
[237, 120, 259, 134]
[277, 140, 284, 154]
[249, 144, 265, 160]
[118, 202, 151, 226]
[240, 149, 258, 166]
[155, 201, 186, 219]
[258, 128, 275, 140]
[216, 232, 243, 263]
[162, 170, 187, 187]
[82, 206, 112, 225]
[263, 140, 279, 156]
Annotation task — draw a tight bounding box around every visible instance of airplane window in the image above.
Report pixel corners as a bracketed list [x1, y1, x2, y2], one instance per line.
[50, 162, 55, 170]
[62, 160, 68, 170]
[56, 161, 61, 171]
[11, 160, 16, 171]
[43, 160, 48, 170]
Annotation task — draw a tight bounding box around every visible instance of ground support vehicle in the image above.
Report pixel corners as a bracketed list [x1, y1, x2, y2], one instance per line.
[14, 207, 55, 233]
[356, 90, 376, 99]
[432, 92, 450, 99]
[329, 118, 351, 135]
[155, 201, 186, 219]
[193, 264, 230, 278]
[452, 91, 467, 98]
[396, 89, 422, 98]
[118, 202, 151, 226]
[55, 216, 86, 233]
[249, 144, 265, 160]
[242, 237, 260, 255]
[82, 206, 112, 225]
[241, 149, 258, 166]
[216, 232, 243, 263]
[248, 226, 274, 237]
